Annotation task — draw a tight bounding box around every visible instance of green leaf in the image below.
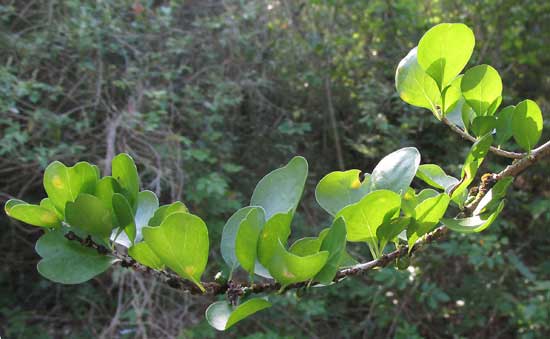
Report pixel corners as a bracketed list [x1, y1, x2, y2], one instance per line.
[472, 177, 513, 216]
[461, 65, 503, 116]
[221, 206, 263, 271]
[471, 116, 497, 137]
[451, 134, 493, 200]
[43, 161, 99, 214]
[377, 217, 411, 253]
[461, 102, 476, 132]
[94, 176, 122, 222]
[5, 199, 61, 228]
[128, 242, 163, 269]
[315, 218, 347, 284]
[112, 193, 136, 244]
[65, 193, 113, 239]
[487, 96, 502, 116]
[289, 229, 330, 257]
[206, 298, 272, 331]
[142, 212, 209, 292]
[417, 23, 475, 90]
[441, 75, 463, 115]
[113, 191, 159, 248]
[257, 212, 292, 267]
[336, 190, 401, 258]
[235, 207, 265, 275]
[495, 105, 516, 146]
[112, 153, 140, 209]
[133, 191, 159, 238]
[148, 201, 188, 226]
[443, 200, 505, 233]
[250, 156, 308, 219]
[407, 193, 450, 251]
[416, 164, 459, 192]
[512, 99, 544, 151]
[35, 229, 115, 284]
[315, 170, 371, 216]
[268, 240, 328, 287]
[94, 177, 122, 206]
[370, 147, 421, 195]
[395, 47, 441, 116]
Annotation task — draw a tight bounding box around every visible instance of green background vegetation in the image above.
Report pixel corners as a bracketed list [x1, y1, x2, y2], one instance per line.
[1, 0, 549, 337]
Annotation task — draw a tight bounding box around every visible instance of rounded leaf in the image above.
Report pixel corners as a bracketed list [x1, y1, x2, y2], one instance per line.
[148, 201, 188, 227]
[35, 229, 115, 284]
[43, 161, 99, 214]
[416, 164, 459, 192]
[395, 47, 441, 115]
[65, 193, 113, 239]
[128, 242, 163, 270]
[336, 190, 401, 257]
[112, 153, 140, 208]
[461, 65, 503, 116]
[221, 206, 262, 271]
[5, 200, 61, 228]
[250, 156, 308, 220]
[370, 147, 421, 195]
[268, 240, 329, 287]
[512, 99, 543, 151]
[315, 170, 371, 216]
[142, 212, 209, 292]
[495, 105, 516, 146]
[235, 208, 265, 274]
[418, 23, 475, 89]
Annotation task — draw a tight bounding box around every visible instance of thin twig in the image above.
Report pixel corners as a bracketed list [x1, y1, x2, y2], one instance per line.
[441, 117, 524, 159]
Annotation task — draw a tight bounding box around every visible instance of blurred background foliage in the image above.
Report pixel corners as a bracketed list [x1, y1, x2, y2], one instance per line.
[0, 0, 549, 338]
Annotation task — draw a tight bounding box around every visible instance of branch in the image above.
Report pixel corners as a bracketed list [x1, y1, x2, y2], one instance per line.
[64, 138, 550, 297]
[441, 117, 524, 159]
[496, 139, 550, 178]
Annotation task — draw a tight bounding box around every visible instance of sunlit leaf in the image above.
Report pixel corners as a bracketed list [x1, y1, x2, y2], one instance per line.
[142, 212, 209, 292]
[128, 242, 163, 270]
[148, 201, 188, 226]
[5, 199, 61, 228]
[250, 156, 308, 219]
[370, 147, 421, 195]
[315, 170, 371, 216]
[443, 200, 505, 233]
[441, 75, 463, 115]
[471, 116, 497, 137]
[416, 164, 459, 192]
[495, 105, 516, 146]
[336, 190, 401, 258]
[451, 134, 493, 200]
[512, 99, 543, 151]
[43, 161, 99, 214]
[257, 212, 292, 267]
[472, 177, 513, 216]
[395, 47, 441, 116]
[417, 23, 475, 90]
[461, 65, 503, 116]
[267, 240, 328, 287]
[407, 193, 450, 251]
